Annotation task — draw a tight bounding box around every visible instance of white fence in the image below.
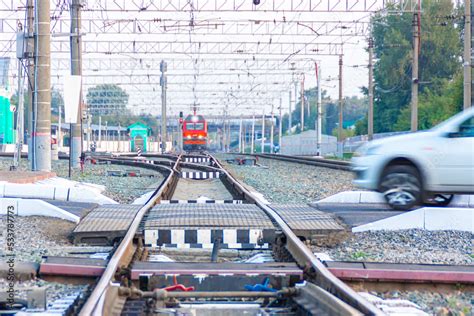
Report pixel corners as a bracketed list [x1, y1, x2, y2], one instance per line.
[281, 131, 337, 156]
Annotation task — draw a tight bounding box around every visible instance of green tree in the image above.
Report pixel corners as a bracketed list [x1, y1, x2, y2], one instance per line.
[394, 74, 463, 130]
[51, 88, 64, 116]
[86, 84, 129, 115]
[369, 0, 462, 133]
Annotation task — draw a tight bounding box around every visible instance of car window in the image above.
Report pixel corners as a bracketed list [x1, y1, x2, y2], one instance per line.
[457, 116, 474, 137]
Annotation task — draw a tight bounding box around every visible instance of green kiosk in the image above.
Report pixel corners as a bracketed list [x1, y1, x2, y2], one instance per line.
[128, 122, 150, 152]
[0, 94, 14, 144]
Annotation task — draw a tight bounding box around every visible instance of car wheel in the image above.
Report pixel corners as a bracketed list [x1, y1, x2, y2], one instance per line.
[423, 194, 454, 207]
[380, 165, 422, 210]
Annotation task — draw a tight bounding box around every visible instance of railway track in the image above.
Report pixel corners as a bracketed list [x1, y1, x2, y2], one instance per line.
[1, 153, 472, 314]
[77, 153, 380, 315]
[236, 153, 352, 171]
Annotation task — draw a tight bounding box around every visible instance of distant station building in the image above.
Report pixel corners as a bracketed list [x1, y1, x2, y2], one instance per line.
[127, 122, 150, 152]
[0, 57, 14, 145]
[0, 95, 14, 144]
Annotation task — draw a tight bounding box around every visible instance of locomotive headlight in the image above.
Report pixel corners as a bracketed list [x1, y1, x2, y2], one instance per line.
[187, 135, 191, 139]
[191, 116, 199, 122]
[198, 135, 203, 139]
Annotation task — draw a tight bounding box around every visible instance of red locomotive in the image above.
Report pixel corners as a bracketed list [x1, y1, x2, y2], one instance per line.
[182, 114, 208, 151]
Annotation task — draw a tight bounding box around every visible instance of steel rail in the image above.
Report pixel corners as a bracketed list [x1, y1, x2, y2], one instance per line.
[212, 155, 382, 315]
[79, 155, 181, 316]
[249, 153, 351, 171]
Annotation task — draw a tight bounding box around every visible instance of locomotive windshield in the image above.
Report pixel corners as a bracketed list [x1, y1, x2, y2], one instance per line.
[186, 123, 204, 130]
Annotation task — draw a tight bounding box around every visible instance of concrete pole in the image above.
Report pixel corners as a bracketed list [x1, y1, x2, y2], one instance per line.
[239, 116, 242, 153]
[14, 33, 24, 169]
[86, 113, 91, 151]
[160, 60, 167, 153]
[98, 116, 101, 147]
[278, 97, 282, 151]
[317, 64, 322, 156]
[261, 111, 265, 153]
[368, 37, 374, 140]
[338, 55, 344, 143]
[14, 61, 23, 169]
[118, 123, 121, 152]
[70, 0, 82, 167]
[300, 76, 304, 133]
[288, 91, 292, 135]
[227, 121, 231, 152]
[34, 0, 51, 171]
[464, 0, 472, 109]
[223, 111, 227, 152]
[294, 82, 298, 132]
[242, 122, 246, 153]
[411, 13, 419, 132]
[105, 121, 108, 152]
[270, 104, 274, 153]
[26, 0, 34, 169]
[58, 102, 62, 148]
[251, 115, 255, 153]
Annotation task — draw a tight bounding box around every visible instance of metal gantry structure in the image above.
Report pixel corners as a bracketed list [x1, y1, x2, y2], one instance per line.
[5, 0, 469, 164]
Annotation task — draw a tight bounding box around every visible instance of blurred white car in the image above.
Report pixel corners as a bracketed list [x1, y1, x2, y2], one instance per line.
[352, 107, 474, 210]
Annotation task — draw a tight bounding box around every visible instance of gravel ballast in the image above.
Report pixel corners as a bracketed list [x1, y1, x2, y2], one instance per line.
[313, 229, 473, 265]
[371, 290, 473, 315]
[0, 158, 164, 204]
[220, 155, 354, 203]
[53, 160, 164, 204]
[0, 216, 75, 263]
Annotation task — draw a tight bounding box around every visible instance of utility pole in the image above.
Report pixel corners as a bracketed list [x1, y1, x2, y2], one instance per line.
[316, 63, 322, 156]
[98, 116, 101, 148]
[58, 103, 62, 148]
[411, 12, 420, 131]
[288, 91, 292, 135]
[294, 81, 298, 132]
[34, 0, 51, 171]
[251, 114, 255, 153]
[368, 37, 374, 140]
[117, 123, 123, 152]
[26, 0, 34, 169]
[160, 60, 167, 153]
[338, 55, 344, 143]
[270, 104, 274, 153]
[86, 112, 91, 151]
[104, 121, 108, 152]
[227, 121, 231, 152]
[261, 111, 265, 153]
[14, 24, 25, 170]
[464, 0, 472, 109]
[70, 0, 82, 168]
[239, 116, 242, 153]
[242, 123, 246, 153]
[300, 75, 305, 133]
[472, 0, 474, 106]
[278, 97, 282, 152]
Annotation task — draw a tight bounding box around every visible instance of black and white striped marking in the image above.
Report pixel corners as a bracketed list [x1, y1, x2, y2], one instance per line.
[144, 229, 269, 249]
[184, 157, 210, 163]
[180, 171, 221, 179]
[134, 158, 154, 164]
[160, 200, 243, 204]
